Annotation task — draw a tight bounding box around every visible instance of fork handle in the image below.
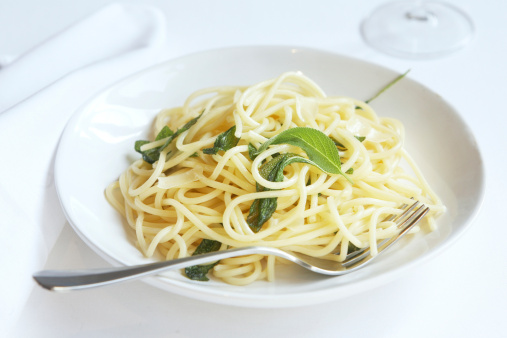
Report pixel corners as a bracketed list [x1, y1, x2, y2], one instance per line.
[33, 246, 282, 291]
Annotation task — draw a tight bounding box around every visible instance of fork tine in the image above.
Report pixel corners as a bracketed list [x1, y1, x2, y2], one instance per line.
[374, 205, 429, 254]
[384, 199, 418, 223]
[392, 200, 423, 230]
[336, 200, 420, 260]
[342, 202, 429, 268]
[340, 200, 419, 262]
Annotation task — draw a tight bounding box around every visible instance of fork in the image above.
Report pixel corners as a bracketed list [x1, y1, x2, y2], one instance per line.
[33, 200, 429, 291]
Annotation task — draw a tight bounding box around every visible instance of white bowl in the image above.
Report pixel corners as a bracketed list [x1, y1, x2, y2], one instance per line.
[55, 46, 485, 307]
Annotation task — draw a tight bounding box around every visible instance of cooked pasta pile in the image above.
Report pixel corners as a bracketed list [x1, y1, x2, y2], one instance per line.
[105, 71, 444, 285]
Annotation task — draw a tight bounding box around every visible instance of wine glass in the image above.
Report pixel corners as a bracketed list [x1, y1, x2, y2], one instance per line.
[361, 1, 474, 59]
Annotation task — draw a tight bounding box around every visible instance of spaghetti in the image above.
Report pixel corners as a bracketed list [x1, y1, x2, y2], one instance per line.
[105, 71, 444, 285]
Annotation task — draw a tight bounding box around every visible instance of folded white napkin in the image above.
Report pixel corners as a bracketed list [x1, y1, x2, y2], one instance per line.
[0, 3, 167, 112]
[0, 3, 170, 330]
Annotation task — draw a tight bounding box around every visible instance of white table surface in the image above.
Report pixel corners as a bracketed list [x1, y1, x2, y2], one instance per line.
[1, 0, 505, 337]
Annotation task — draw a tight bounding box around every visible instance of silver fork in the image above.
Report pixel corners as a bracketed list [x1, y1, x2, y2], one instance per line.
[33, 201, 429, 291]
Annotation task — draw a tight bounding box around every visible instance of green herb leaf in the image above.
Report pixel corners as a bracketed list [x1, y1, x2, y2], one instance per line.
[134, 140, 150, 153]
[155, 126, 174, 141]
[203, 125, 240, 155]
[135, 126, 175, 163]
[247, 153, 316, 232]
[247, 197, 278, 233]
[249, 127, 350, 182]
[347, 242, 360, 254]
[332, 135, 366, 151]
[248, 143, 258, 161]
[135, 113, 203, 164]
[158, 113, 203, 153]
[260, 153, 314, 184]
[332, 138, 347, 152]
[365, 70, 410, 104]
[184, 239, 222, 281]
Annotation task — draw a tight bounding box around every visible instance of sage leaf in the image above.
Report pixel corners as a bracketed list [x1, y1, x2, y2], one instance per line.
[348, 242, 360, 254]
[135, 113, 202, 164]
[250, 127, 350, 182]
[247, 153, 315, 232]
[184, 239, 222, 281]
[332, 135, 366, 151]
[247, 197, 277, 233]
[158, 112, 203, 153]
[155, 126, 174, 140]
[203, 125, 240, 155]
[248, 143, 258, 161]
[259, 153, 314, 184]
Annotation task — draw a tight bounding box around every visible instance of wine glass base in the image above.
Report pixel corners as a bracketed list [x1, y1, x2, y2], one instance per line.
[361, 1, 474, 59]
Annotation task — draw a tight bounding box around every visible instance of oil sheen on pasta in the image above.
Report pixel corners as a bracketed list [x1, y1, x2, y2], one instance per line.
[105, 72, 444, 286]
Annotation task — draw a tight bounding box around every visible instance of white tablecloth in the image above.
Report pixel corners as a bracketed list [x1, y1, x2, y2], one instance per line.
[1, 0, 505, 337]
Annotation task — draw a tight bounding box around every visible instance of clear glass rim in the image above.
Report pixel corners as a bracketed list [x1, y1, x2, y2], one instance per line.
[360, 0, 475, 59]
